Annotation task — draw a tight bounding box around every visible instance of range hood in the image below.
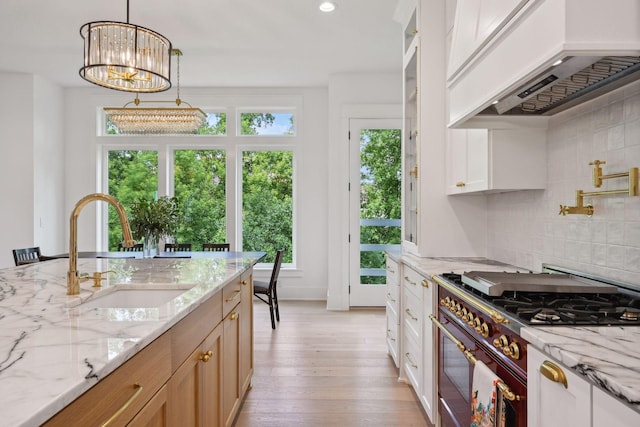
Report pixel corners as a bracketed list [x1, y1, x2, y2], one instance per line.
[480, 55, 640, 116]
[448, 0, 640, 126]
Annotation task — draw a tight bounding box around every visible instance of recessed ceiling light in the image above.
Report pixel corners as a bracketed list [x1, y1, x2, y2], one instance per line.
[319, 1, 337, 13]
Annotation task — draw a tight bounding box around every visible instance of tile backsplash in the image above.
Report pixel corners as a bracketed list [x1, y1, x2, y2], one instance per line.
[487, 80, 640, 285]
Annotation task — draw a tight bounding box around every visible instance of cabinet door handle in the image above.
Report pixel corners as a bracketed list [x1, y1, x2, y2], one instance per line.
[540, 360, 568, 388]
[200, 350, 213, 363]
[225, 290, 241, 302]
[241, 280, 248, 286]
[387, 266, 396, 273]
[456, 182, 466, 187]
[100, 383, 143, 427]
[421, 279, 429, 288]
[230, 311, 239, 321]
[405, 308, 418, 321]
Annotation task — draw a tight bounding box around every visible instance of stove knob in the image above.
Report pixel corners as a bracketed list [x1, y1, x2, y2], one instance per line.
[493, 335, 509, 349]
[466, 313, 475, 326]
[450, 302, 459, 313]
[458, 307, 468, 319]
[439, 298, 446, 306]
[508, 342, 520, 360]
[475, 322, 490, 338]
[472, 317, 482, 329]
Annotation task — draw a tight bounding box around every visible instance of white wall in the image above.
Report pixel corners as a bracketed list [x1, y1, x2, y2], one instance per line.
[63, 86, 329, 299]
[326, 72, 402, 310]
[487, 80, 640, 284]
[34, 76, 65, 256]
[0, 73, 64, 268]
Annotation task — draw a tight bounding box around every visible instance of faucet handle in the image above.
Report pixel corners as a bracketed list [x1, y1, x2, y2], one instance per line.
[559, 205, 570, 216]
[90, 270, 115, 288]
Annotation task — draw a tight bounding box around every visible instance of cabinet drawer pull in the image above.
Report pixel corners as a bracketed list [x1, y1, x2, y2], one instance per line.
[456, 182, 466, 187]
[200, 350, 213, 363]
[540, 360, 568, 388]
[225, 290, 241, 302]
[230, 312, 238, 321]
[404, 276, 417, 286]
[421, 279, 429, 288]
[387, 266, 396, 273]
[405, 352, 418, 369]
[100, 383, 143, 427]
[405, 308, 418, 321]
[386, 329, 396, 341]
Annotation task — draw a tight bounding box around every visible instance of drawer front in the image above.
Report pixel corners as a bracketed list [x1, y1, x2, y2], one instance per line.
[402, 265, 425, 302]
[44, 333, 171, 427]
[223, 275, 243, 315]
[386, 307, 399, 367]
[403, 332, 422, 392]
[386, 279, 400, 312]
[403, 282, 423, 342]
[386, 258, 399, 286]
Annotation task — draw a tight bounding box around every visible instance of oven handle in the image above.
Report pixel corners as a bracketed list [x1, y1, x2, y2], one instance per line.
[431, 275, 510, 325]
[429, 315, 523, 402]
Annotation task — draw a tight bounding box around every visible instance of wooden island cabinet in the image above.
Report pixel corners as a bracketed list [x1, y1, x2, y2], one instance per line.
[44, 270, 254, 427]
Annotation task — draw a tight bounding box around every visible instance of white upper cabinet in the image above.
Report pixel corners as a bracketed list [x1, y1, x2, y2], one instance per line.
[448, 0, 529, 81]
[447, 128, 546, 194]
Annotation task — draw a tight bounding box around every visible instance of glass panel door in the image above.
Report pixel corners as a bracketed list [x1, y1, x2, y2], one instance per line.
[349, 119, 402, 307]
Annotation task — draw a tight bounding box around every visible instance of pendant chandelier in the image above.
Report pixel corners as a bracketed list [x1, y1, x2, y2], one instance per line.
[79, 0, 172, 93]
[104, 49, 207, 134]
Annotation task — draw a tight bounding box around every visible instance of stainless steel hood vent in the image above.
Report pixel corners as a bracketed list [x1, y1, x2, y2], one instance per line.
[480, 56, 640, 116]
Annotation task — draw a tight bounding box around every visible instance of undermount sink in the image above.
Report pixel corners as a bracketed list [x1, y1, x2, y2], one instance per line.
[80, 284, 195, 309]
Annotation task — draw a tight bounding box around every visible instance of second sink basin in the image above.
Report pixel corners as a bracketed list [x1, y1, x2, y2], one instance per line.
[81, 284, 195, 309]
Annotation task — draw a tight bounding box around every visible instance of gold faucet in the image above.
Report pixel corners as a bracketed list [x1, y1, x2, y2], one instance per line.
[68, 193, 136, 295]
[559, 190, 594, 216]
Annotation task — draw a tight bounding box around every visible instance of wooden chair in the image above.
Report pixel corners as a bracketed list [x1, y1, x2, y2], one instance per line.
[12, 247, 42, 266]
[117, 243, 144, 252]
[253, 250, 284, 330]
[164, 243, 192, 252]
[202, 243, 230, 252]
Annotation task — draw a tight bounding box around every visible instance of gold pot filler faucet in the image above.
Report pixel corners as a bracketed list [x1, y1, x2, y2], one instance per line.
[67, 193, 136, 295]
[559, 160, 638, 216]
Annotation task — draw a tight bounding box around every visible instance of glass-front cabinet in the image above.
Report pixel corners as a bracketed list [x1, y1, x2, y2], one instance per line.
[402, 6, 419, 247]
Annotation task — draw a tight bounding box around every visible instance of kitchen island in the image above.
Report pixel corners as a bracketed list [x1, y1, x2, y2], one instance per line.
[0, 253, 264, 426]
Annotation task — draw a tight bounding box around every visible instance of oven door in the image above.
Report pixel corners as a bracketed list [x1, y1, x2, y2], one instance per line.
[435, 311, 527, 427]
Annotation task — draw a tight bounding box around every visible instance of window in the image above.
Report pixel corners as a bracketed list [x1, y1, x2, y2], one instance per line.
[107, 150, 158, 250]
[239, 112, 295, 136]
[102, 102, 298, 266]
[241, 151, 294, 264]
[173, 149, 227, 249]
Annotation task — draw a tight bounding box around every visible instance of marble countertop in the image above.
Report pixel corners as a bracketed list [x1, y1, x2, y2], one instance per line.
[0, 255, 263, 427]
[522, 326, 640, 414]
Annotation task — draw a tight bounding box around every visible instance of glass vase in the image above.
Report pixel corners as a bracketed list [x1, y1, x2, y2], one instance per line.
[143, 233, 159, 258]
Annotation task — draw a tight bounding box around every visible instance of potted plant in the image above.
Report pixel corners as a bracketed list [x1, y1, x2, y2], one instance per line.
[128, 196, 180, 257]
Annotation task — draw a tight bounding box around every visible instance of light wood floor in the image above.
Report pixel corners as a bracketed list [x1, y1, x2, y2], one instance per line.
[235, 300, 433, 427]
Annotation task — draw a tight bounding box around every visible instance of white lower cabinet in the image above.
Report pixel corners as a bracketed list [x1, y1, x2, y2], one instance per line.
[399, 263, 436, 424]
[528, 345, 591, 427]
[385, 257, 400, 367]
[528, 345, 640, 427]
[592, 386, 640, 427]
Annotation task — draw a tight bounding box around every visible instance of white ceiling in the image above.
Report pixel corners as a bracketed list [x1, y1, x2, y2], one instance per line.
[0, 0, 402, 89]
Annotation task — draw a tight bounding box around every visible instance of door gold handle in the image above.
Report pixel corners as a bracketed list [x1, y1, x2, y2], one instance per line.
[540, 360, 568, 388]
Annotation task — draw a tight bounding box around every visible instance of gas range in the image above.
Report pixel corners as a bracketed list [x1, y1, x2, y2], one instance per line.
[432, 265, 639, 427]
[439, 271, 640, 330]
